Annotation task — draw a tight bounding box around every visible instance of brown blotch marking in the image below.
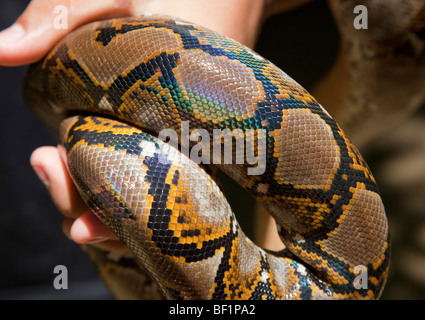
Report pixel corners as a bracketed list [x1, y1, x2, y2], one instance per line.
[70, 23, 183, 88]
[174, 50, 260, 123]
[320, 183, 388, 267]
[271, 108, 340, 189]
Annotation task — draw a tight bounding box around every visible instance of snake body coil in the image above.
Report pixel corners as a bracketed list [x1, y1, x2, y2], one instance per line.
[24, 16, 390, 299]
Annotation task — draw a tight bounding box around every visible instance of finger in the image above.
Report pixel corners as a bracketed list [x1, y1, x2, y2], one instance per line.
[0, 0, 135, 66]
[69, 211, 119, 243]
[30, 145, 88, 219]
[63, 213, 128, 252]
[83, 240, 130, 253]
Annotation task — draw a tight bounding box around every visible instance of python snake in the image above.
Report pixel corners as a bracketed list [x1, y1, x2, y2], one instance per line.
[22, 11, 394, 299]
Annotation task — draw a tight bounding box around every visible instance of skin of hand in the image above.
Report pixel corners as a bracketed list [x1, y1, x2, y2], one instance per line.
[0, 0, 299, 253]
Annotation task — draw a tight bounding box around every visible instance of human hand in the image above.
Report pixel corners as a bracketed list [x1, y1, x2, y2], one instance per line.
[0, 0, 270, 66]
[30, 146, 129, 252]
[1, 0, 272, 253]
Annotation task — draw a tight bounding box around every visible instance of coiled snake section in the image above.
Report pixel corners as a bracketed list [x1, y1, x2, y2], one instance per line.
[23, 16, 390, 299]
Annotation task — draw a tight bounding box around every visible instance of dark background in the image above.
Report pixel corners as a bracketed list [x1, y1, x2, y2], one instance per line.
[0, 0, 424, 299]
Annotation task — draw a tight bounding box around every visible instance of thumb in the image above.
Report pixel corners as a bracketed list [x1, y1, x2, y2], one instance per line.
[0, 0, 134, 66]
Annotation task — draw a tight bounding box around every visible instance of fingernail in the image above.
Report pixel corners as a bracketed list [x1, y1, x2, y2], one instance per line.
[32, 165, 50, 187]
[85, 237, 109, 244]
[0, 23, 25, 43]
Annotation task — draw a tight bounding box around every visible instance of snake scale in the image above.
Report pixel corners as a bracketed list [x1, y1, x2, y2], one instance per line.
[22, 12, 393, 299]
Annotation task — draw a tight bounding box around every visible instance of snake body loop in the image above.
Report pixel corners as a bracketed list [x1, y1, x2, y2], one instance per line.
[24, 15, 390, 299]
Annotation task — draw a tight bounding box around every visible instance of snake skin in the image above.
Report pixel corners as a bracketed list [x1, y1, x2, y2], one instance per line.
[23, 15, 390, 299]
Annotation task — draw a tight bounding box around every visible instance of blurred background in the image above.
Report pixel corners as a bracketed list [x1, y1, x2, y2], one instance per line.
[0, 0, 424, 299]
